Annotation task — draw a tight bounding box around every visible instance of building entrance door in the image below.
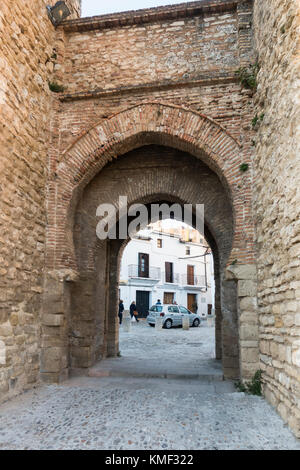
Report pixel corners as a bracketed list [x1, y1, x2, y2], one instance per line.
[187, 293, 197, 313]
[136, 291, 150, 318]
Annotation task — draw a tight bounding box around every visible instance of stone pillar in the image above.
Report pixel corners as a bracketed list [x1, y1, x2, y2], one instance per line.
[214, 268, 222, 360]
[105, 240, 121, 358]
[182, 315, 190, 330]
[156, 317, 163, 330]
[123, 310, 131, 332]
[221, 275, 240, 379]
[226, 264, 259, 381]
[69, 273, 98, 369]
[40, 270, 77, 383]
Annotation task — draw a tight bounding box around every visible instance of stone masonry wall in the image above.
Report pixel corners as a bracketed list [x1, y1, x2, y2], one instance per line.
[253, 0, 300, 437]
[52, 1, 255, 179]
[64, 11, 239, 93]
[0, 0, 80, 402]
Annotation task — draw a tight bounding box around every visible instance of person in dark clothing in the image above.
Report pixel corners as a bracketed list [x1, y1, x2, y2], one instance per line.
[118, 300, 124, 325]
[130, 301, 139, 322]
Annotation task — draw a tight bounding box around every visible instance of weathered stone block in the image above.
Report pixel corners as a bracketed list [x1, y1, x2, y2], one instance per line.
[292, 349, 300, 367]
[0, 319, 13, 337]
[226, 264, 257, 281]
[42, 314, 64, 327]
[238, 281, 257, 298]
[0, 341, 6, 365]
[277, 402, 288, 423]
[40, 348, 62, 374]
[240, 324, 259, 341]
[240, 347, 259, 363]
[240, 296, 257, 311]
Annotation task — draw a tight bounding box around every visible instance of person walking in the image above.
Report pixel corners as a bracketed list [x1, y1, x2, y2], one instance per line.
[118, 300, 124, 325]
[156, 299, 162, 305]
[130, 301, 139, 322]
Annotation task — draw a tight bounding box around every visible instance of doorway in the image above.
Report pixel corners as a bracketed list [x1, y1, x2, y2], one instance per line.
[187, 293, 197, 313]
[136, 291, 150, 318]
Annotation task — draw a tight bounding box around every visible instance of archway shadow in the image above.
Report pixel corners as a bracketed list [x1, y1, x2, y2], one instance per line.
[70, 146, 239, 380]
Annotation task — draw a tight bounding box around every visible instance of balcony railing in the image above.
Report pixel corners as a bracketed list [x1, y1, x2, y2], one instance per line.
[162, 272, 180, 284]
[181, 274, 206, 287]
[127, 266, 206, 287]
[128, 264, 161, 280]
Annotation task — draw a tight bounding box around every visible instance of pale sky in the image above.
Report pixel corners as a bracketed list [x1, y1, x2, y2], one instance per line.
[81, 0, 193, 17]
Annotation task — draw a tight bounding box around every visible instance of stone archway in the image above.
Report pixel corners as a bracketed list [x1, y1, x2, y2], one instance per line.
[41, 102, 258, 384]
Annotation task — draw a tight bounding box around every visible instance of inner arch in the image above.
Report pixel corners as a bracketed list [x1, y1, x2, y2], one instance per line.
[70, 145, 239, 379]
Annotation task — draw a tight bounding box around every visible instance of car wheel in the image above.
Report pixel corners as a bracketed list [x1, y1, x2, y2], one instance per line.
[149, 323, 155, 327]
[164, 319, 173, 329]
[193, 318, 200, 327]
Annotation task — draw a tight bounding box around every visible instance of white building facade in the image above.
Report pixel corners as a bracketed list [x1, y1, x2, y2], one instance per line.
[119, 223, 214, 318]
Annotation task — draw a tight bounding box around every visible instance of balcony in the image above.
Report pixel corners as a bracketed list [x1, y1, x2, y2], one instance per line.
[128, 264, 161, 282]
[161, 272, 180, 285]
[181, 274, 206, 290]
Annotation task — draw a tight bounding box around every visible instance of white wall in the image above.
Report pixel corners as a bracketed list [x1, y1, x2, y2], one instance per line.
[119, 228, 215, 314]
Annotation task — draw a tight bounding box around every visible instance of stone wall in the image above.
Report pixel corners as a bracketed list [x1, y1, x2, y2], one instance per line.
[50, 1, 254, 146]
[253, 0, 300, 437]
[0, 0, 80, 402]
[64, 11, 239, 93]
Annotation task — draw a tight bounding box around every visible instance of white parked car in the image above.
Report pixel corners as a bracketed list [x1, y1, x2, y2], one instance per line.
[147, 304, 201, 329]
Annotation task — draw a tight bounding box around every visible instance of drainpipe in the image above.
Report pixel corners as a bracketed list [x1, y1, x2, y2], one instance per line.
[204, 252, 208, 291]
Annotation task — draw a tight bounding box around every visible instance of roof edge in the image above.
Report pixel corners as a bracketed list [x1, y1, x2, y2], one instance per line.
[61, 0, 242, 33]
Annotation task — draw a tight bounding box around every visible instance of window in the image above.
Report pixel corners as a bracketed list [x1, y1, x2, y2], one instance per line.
[164, 292, 174, 304]
[187, 265, 195, 285]
[186, 247, 191, 255]
[179, 306, 190, 314]
[138, 253, 149, 278]
[157, 239, 162, 248]
[150, 305, 163, 313]
[165, 262, 174, 283]
[168, 306, 179, 313]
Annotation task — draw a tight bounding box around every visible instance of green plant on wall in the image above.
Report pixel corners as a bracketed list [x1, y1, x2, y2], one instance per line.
[235, 370, 263, 396]
[235, 62, 259, 91]
[48, 81, 65, 93]
[252, 113, 264, 129]
[240, 163, 249, 172]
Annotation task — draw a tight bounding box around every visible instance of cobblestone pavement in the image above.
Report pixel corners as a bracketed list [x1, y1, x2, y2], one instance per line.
[89, 319, 223, 379]
[0, 321, 299, 450]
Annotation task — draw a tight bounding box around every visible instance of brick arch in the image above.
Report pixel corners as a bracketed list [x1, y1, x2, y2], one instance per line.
[47, 102, 254, 272]
[70, 146, 237, 376]
[42, 105, 258, 385]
